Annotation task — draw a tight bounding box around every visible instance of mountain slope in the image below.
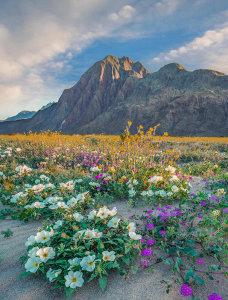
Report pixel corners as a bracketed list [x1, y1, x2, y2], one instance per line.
[0, 55, 227, 136]
[5, 111, 36, 121]
[4, 102, 56, 122]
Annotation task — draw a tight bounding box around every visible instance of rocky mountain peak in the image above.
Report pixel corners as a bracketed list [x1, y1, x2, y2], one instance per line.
[158, 62, 187, 73]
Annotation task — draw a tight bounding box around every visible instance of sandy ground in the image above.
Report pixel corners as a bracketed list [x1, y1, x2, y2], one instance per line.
[0, 177, 227, 300]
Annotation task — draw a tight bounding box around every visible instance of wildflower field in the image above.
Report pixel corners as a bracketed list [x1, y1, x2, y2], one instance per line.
[0, 125, 227, 300]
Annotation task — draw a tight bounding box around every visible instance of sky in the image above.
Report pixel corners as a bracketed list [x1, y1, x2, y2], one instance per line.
[0, 0, 228, 119]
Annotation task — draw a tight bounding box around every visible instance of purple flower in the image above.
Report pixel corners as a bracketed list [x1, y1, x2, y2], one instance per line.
[208, 294, 223, 300]
[200, 201, 206, 207]
[159, 230, 166, 236]
[141, 238, 145, 243]
[146, 239, 155, 246]
[209, 195, 219, 201]
[180, 284, 192, 296]
[156, 206, 161, 211]
[190, 193, 196, 196]
[198, 214, 203, 219]
[205, 181, 210, 185]
[146, 223, 154, 230]
[141, 248, 152, 257]
[129, 216, 133, 220]
[197, 259, 205, 264]
[147, 210, 153, 214]
[146, 215, 151, 219]
[222, 208, 228, 214]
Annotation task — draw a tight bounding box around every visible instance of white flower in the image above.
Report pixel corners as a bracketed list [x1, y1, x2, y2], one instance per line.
[16, 148, 22, 152]
[15, 165, 32, 176]
[167, 192, 173, 197]
[80, 255, 96, 272]
[83, 229, 94, 239]
[212, 210, 220, 217]
[128, 189, 136, 197]
[33, 201, 45, 209]
[148, 176, 163, 184]
[132, 179, 139, 185]
[89, 182, 100, 187]
[68, 257, 81, 270]
[28, 246, 39, 257]
[73, 213, 84, 222]
[67, 197, 78, 207]
[35, 230, 52, 243]
[170, 175, 179, 182]
[88, 210, 97, 220]
[165, 166, 176, 173]
[40, 175, 50, 182]
[91, 228, 103, 238]
[25, 257, 41, 273]
[102, 251, 115, 262]
[90, 166, 100, 173]
[159, 190, 167, 197]
[36, 247, 55, 262]
[141, 191, 148, 196]
[147, 190, 154, 197]
[108, 207, 117, 216]
[75, 178, 83, 183]
[53, 220, 63, 229]
[129, 231, 142, 240]
[60, 180, 74, 191]
[57, 202, 69, 209]
[65, 271, 84, 288]
[46, 268, 62, 282]
[25, 235, 36, 247]
[97, 206, 109, 219]
[76, 192, 88, 203]
[126, 222, 136, 232]
[107, 217, 120, 228]
[171, 185, 179, 193]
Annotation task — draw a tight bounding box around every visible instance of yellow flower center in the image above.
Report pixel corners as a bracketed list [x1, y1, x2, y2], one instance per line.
[87, 261, 94, 266]
[42, 253, 49, 258]
[32, 262, 38, 267]
[41, 236, 47, 240]
[104, 256, 109, 260]
[72, 277, 77, 282]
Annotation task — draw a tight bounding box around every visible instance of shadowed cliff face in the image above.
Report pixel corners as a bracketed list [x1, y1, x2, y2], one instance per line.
[0, 56, 227, 136]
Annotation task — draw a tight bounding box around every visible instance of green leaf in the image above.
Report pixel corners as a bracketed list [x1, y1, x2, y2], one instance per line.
[194, 276, 205, 285]
[122, 256, 130, 266]
[65, 287, 74, 299]
[177, 257, 183, 265]
[18, 271, 30, 280]
[211, 264, 218, 271]
[132, 265, 138, 274]
[99, 276, 107, 292]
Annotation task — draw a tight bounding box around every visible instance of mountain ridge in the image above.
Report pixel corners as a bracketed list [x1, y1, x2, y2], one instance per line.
[0, 55, 227, 136]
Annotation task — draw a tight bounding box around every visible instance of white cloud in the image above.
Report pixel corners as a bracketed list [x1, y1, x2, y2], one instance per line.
[150, 22, 228, 73]
[0, 0, 140, 119]
[109, 5, 136, 22]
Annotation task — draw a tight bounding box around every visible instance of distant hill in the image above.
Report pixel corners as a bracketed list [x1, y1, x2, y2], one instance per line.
[0, 55, 227, 136]
[6, 111, 36, 121]
[5, 102, 55, 121]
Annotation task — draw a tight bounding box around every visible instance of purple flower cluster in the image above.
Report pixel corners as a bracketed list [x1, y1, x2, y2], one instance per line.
[208, 294, 223, 300]
[197, 258, 205, 264]
[146, 223, 154, 230]
[159, 230, 166, 236]
[141, 248, 152, 257]
[180, 284, 192, 296]
[146, 239, 155, 246]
